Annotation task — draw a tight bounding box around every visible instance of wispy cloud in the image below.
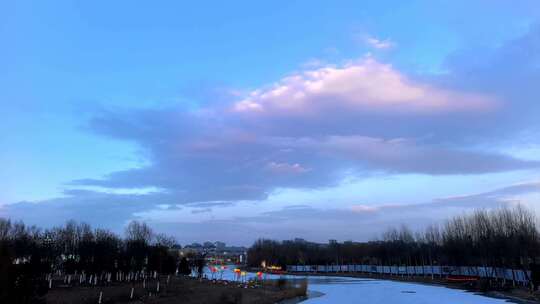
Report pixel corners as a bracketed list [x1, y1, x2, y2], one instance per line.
[191, 207, 212, 214]
[265, 162, 310, 174]
[364, 36, 395, 49]
[2, 176, 539, 244]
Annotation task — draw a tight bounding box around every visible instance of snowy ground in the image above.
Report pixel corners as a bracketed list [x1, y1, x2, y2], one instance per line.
[203, 267, 511, 303]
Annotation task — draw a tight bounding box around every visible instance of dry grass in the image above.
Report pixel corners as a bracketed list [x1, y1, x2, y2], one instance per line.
[44, 275, 307, 304]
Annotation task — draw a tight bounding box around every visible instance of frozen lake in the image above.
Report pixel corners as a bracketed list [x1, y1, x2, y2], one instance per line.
[300, 276, 510, 304]
[203, 267, 511, 303]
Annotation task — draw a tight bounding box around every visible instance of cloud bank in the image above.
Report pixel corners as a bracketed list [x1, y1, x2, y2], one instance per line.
[3, 24, 540, 243]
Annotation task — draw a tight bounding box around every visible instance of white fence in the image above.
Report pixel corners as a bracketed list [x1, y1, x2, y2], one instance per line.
[286, 265, 531, 284]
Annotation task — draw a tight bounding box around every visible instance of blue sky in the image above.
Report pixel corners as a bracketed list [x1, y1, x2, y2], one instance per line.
[1, 1, 540, 245]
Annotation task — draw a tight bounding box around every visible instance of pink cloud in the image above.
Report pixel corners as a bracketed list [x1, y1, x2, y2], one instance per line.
[233, 58, 497, 117]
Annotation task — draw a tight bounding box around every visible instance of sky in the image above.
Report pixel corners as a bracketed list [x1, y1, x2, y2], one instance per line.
[1, 0, 540, 246]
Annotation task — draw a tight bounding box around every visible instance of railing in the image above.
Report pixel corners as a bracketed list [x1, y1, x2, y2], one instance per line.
[286, 265, 531, 284]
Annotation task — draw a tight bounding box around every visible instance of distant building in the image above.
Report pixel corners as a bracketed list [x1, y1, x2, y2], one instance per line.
[170, 241, 247, 264]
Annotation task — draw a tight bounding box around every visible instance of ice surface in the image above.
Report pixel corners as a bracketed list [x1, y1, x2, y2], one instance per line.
[203, 267, 509, 303]
[302, 277, 509, 303]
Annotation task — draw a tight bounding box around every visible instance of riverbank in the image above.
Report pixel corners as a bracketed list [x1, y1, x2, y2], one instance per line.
[285, 271, 540, 303]
[44, 275, 306, 304]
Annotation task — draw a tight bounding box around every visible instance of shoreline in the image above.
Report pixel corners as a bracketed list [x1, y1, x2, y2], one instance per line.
[283, 271, 539, 304]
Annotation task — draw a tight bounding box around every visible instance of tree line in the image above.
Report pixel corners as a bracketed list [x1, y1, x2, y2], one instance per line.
[247, 206, 540, 272]
[0, 219, 194, 304]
